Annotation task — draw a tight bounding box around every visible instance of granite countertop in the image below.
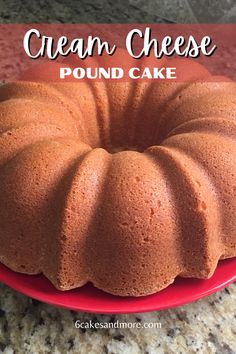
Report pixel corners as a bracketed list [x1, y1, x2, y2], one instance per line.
[0, 0, 235, 23]
[0, 282, 235, 353]
[0, 1, 236, 353]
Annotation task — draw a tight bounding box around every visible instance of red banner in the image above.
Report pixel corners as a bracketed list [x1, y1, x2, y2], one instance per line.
[0, 24, 235, 82]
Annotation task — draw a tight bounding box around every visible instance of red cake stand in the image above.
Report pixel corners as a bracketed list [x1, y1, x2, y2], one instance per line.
[0, 259, 235, 314]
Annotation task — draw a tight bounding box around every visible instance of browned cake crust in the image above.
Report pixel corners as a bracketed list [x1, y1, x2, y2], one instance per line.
[0, 57, 235, 296]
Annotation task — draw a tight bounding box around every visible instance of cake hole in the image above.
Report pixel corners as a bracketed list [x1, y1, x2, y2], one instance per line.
[199, 201, 207, 211]
[106, 145, 142, 153]
[121, 222, 128, 227]
[143, 237, 150, 242]
[196, 180, 201, 187]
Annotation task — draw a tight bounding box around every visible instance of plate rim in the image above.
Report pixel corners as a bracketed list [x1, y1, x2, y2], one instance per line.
[0, 258, 235, 314]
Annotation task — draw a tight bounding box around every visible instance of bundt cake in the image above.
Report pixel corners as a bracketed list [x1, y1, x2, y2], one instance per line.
[0, 56, 235, 297]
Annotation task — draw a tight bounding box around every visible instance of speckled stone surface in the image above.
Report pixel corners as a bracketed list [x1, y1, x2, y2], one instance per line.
[0, 282, 235, 353]
[0, 0, 234, 23]
[0, 1, 236, 353]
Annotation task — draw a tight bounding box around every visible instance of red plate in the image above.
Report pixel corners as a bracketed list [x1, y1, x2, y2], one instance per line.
[0, 259, 235, 314]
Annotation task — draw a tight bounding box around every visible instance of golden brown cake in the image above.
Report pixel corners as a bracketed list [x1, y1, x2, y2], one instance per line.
[0, 57, 235, 296]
